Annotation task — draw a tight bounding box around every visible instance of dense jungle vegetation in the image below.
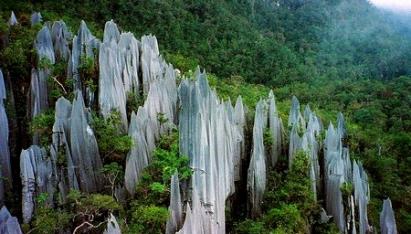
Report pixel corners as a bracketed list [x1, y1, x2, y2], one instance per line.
[1, 0, 411, 233]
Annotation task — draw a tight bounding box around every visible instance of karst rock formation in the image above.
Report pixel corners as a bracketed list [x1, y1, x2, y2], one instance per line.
[0, 12, 399, 234]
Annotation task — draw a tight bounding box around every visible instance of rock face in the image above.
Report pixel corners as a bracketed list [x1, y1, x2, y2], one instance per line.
[20, 145, 54, 223]
[0, 69, 11, 204]
[177, 69, 244, 233]
[247, 99, 267, 218]
[380, 198, 397, 234]
[0, 206, 23, 234]
[70, 91, 103, 193]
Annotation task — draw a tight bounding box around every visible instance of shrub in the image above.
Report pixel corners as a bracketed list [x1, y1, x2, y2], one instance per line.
[234, 219, 267, 234]
[30, 111, 55, 147]
[92, 111, 133, 160]
[31, 206, 71, 234]
[128, 205, 168, 234]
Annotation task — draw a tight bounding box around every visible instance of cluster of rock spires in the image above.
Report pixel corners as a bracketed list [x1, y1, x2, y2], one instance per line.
[173, 71, 245, 233]
[0, 11, 400, 234]
[247, 91, 283, 217]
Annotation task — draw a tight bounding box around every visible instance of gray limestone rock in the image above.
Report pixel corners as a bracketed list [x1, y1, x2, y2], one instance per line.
[268, 91, 282, 167]
[380, 198, 397, 234]
[70, 91, 103, 192]
[8, 11, 18, 26]
[178, 69, 244, 233]
[20, 145, 54, 223]
[31, 12, 42, 26]
[166, 172, 183, 234]
[247, 99, 267, 217]
[35, 26, 55, 64]
[0, 206, 23, 234]
[0, 69, 11, 204]
[51, 21, 71, 61]
[71, 20, 100, 90]
[104, 214, 121, 234]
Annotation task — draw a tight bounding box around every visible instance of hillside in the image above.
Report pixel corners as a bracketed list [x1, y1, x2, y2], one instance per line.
[0, 0, 410, 233]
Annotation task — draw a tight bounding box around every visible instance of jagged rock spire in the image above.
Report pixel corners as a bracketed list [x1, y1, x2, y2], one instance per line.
[380, 198, 397, 234]
[247, 99, 267, 217]
[268, 91, 282, 167]
[124, 55, 177, 195]
[178, 69, 244, 233]
[20, 145, 54, 223]
[71, 20, 100, 90]
[31, 12, 42, 26]
[99, 20, 142, 130]
[233, 96, 246, 181]
[70, 91, 103, 192]
[0, 206, 23, 234]
[166, 172, 183, 234]
[141, 35, 162, 93]
[51, 21, 71, 61]
[35, 26, 55, 64]
[8, 11, 18, 26]
[50, 97, 78, 197]
[124, 110, 151, 195]
[0, 69, 11, 204]
[104, 214, 121, 234]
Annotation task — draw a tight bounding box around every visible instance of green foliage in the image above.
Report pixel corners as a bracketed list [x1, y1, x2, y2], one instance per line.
[263, 127, 273, 155]
[30, 111, 55, 134]
[263, 204, 307, 233]
[236, 150, 319, 233]
[31, 206, 71, 234]
[152, 130, 191, 183]
[38, 57, 53, 70]
[30, 111, 55, 147]
[149, 182, 166, 194]
[79, 55, 97, 91]
[101, 162, 124, 189]
[128, 205, 168, 234]
[126, 91, 144, 114]
[92, 111, 133, 160]
[164, 53, 198, 75]
[234, 219, 267, 234]
[340, 182, 353, 197]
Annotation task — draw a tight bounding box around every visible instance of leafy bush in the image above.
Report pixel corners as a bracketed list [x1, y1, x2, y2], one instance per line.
[31, 206, 71, 234]
[152, 130, 192, 183]
[30, 111, 55, 147]
[92, 111, 133, 160]
[263, 204, 307, 233]
[234, 219, 267, 234]
[128, 205, 168, 234]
